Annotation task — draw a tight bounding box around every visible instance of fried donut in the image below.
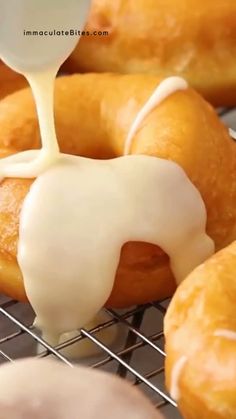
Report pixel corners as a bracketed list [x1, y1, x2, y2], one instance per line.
[164, 240, 236, 419]
[0, 358, 162, 419]
[0, 73, 235, 306]
[0, 61, 27, 99]
[66, 0, 236, 106]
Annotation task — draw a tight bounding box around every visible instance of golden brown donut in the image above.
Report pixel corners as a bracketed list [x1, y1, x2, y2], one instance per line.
[164, 240, 236, 419]
[0, 358, 163, 419]
[0, 61, 27, 99]
[0, 73, 235, 306]
[66, 0, 236, 106]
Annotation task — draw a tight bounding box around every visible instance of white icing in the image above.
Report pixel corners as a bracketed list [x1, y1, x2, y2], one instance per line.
[0, 2, 214, 347]
[16, 153, 213, 341]
[170, 356, 187, 401]
[214, 329, 236, 341]
[37, 312, 120, 360]
[124, 76, 188, 155]
[0, 71, 60, 179]
[229, 128, 236, 140]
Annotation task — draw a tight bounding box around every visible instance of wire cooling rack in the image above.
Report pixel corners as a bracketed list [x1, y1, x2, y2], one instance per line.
[0, 107, 235, 419]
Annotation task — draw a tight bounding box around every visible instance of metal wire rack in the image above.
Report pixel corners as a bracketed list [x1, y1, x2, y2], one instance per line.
[0, 107, 235, 419]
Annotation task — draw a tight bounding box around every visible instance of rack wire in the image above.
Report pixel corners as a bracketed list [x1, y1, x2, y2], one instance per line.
[0, 107, 235, 419]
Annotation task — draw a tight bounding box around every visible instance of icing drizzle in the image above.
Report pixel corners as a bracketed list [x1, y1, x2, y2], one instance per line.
[214, 329, 236, 341]
[170, 356, 187, 401]
[124, 76, 188, 155]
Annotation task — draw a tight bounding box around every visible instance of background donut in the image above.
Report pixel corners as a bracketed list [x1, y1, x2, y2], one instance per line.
[0, 358, 163, 419]
[0, 61, 27, 99]
[65, 0, 236, 106]
[164, 240, 236, 419]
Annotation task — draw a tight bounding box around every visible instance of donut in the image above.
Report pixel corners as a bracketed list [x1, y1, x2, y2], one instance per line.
[65, 0, 236, 106]
[164, 240, 236, 419]
[0, 358, 163, 419]
[0, 73, 235, 308]
[0, 61, 27, 99]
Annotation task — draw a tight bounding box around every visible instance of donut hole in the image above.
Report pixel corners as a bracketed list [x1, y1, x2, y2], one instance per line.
[106, 241, 176, 308]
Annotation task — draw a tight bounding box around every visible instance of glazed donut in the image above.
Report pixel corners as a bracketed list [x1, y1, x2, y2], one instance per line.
[66, 0, 236, 106]
[0, 61, 27, 99]
[0, 73, 235, 307]
[0, 358, 162, 419]
[164, 240, 236, 419]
